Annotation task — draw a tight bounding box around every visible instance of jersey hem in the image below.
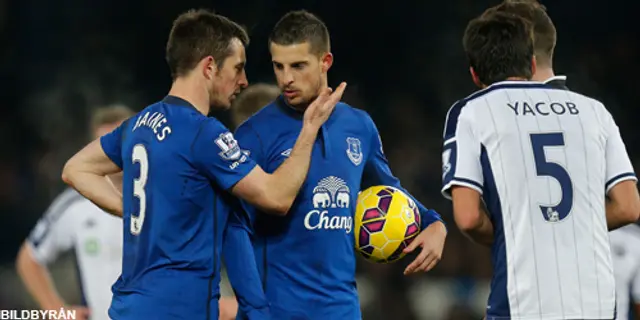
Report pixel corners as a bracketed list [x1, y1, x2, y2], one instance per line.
[221, 161, 258, 191]
[99, 137, 123, 169]
[24, 241, 49, 266]
[605, 172, 637, 194]
[442, 178, 483, 200]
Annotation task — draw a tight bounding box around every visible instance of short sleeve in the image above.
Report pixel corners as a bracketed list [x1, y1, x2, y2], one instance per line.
[192, 118, 257, 190]
[602, 109, 637, 193]
[234, 121, 265, 167]
[233, 120, 268, 231]
[27, 191, 82, 265]
[100, 122, 126, 169]
[441, 102, 483, 200]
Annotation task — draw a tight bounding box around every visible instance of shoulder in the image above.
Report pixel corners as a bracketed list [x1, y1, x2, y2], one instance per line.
[194, 116, 231, 140]
[43, 188, 85, 222]
[443, 99, 472, 140]
[61, 198, 98, 221]
[336, 102, 375, 131]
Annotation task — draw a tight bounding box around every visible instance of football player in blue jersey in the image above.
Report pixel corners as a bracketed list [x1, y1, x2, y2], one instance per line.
[61, 9, 346, 320]
[224, 10, 447, 320]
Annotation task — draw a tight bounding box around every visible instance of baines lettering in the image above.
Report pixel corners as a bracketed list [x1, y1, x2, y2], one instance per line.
[507, 101, 579, 116]
[132, 111, 172, 141]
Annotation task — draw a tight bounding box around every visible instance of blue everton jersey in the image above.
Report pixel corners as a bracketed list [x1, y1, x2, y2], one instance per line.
[231, 96, 441, 319]
[100, 96, 257, 320]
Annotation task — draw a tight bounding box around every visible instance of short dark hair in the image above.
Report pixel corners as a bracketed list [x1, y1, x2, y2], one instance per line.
[463, 12, 535, 85]
[230, 83, 280, 127]
[269, 10, 330, 55]
[166, 9, 249, 79]
[483, 0, 556, 66]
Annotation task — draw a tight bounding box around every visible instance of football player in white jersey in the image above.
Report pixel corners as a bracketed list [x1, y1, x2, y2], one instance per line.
[486, 2, 640, 319]
[442, 11, 640, 320]
[16, 106, 134, 320]
[482, 0, 566, 90]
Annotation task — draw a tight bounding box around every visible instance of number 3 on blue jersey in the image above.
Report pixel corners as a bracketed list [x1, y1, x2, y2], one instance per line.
[530, 132, 574, 222]
[131, 144, 148, 235]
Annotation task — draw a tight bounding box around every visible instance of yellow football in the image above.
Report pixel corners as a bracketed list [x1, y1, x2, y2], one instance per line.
[354, 185, 421, 263]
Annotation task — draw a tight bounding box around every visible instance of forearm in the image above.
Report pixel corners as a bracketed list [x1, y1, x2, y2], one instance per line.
[606, 199, 637, 231]
[223, 225, 270, 318]
[266, 126, 318, 208]
[16, 246, 65, 310]
[63, 171, 123, 217]
[459, 213, 494, 247]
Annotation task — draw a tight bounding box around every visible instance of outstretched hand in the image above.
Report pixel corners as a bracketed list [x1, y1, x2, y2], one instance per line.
[303, 82, 347, 130]
[403, 221, 446, 275]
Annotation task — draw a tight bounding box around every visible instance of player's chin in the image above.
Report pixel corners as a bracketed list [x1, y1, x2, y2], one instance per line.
[212, 101, 232, 111]
[285, 96, 306, 107]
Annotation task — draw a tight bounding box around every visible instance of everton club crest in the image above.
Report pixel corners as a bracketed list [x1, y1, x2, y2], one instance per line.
[346, 137, 363, 166]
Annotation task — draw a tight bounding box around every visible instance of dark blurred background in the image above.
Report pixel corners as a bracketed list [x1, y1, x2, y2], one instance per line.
[0, 1, 637, 319]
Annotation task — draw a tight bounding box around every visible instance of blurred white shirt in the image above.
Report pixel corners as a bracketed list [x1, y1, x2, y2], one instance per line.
[27, 188, 122, 320]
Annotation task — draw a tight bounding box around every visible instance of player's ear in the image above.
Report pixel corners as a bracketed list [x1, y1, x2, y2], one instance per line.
[531, 56, 537, 80]
[202, 56, 217, 79]
[321, 52, 333, 73]
[469, 67, 484, 88]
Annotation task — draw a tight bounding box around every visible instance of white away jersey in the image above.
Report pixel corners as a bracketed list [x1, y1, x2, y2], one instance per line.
[27, 188, 122, 320]
[610, 224, 640, 320]
[441, 81, 637, 320]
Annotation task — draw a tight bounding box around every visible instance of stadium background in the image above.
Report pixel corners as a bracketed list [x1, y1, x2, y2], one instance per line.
[0, 0, 637, 319]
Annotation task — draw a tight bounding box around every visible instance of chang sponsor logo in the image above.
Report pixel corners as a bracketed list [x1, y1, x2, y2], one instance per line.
[303, 176, 353, 233]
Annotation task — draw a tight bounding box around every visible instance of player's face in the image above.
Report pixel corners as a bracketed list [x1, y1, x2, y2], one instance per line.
[270, 41, 332, 108]
[209, 38, 249, 110]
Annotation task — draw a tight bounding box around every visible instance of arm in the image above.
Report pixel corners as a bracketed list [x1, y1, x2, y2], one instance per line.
[450, 187, 493, 246]
[603, 110, 639, 230]
[607, 181, 640, 230]
[231, 125, 318, 214]
[196, 83, 346, 215]
[16, 243, 66, 310]
[631, 247, 640, 320]
[222, 211, 270, 319]
[231, 84, 345, 214]
[16, 202, 89, 318]
[360, 114, 446, 274]
[441, 104, 493, 246]
[62, 124, 126, 217]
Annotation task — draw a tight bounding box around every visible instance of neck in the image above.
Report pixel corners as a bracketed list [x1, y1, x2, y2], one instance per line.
[531, 65, 555, 82]
[168, 76, 210, 116]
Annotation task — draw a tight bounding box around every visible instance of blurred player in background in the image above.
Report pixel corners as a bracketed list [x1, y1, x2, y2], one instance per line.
[16, 105, 133, 320]
[229, 83, 280, 129]
[224, 10, 446, 320]
[610, 224, 640, 320]
[219, 83, 279, 320]
[62, 9, 345, 320]
[442, 10, 640, 319]
[486, 1, 640, 318]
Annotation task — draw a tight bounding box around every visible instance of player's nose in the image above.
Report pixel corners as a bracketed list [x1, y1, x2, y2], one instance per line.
[238, 71, 248, 88]
[282, 70, 294, 84]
